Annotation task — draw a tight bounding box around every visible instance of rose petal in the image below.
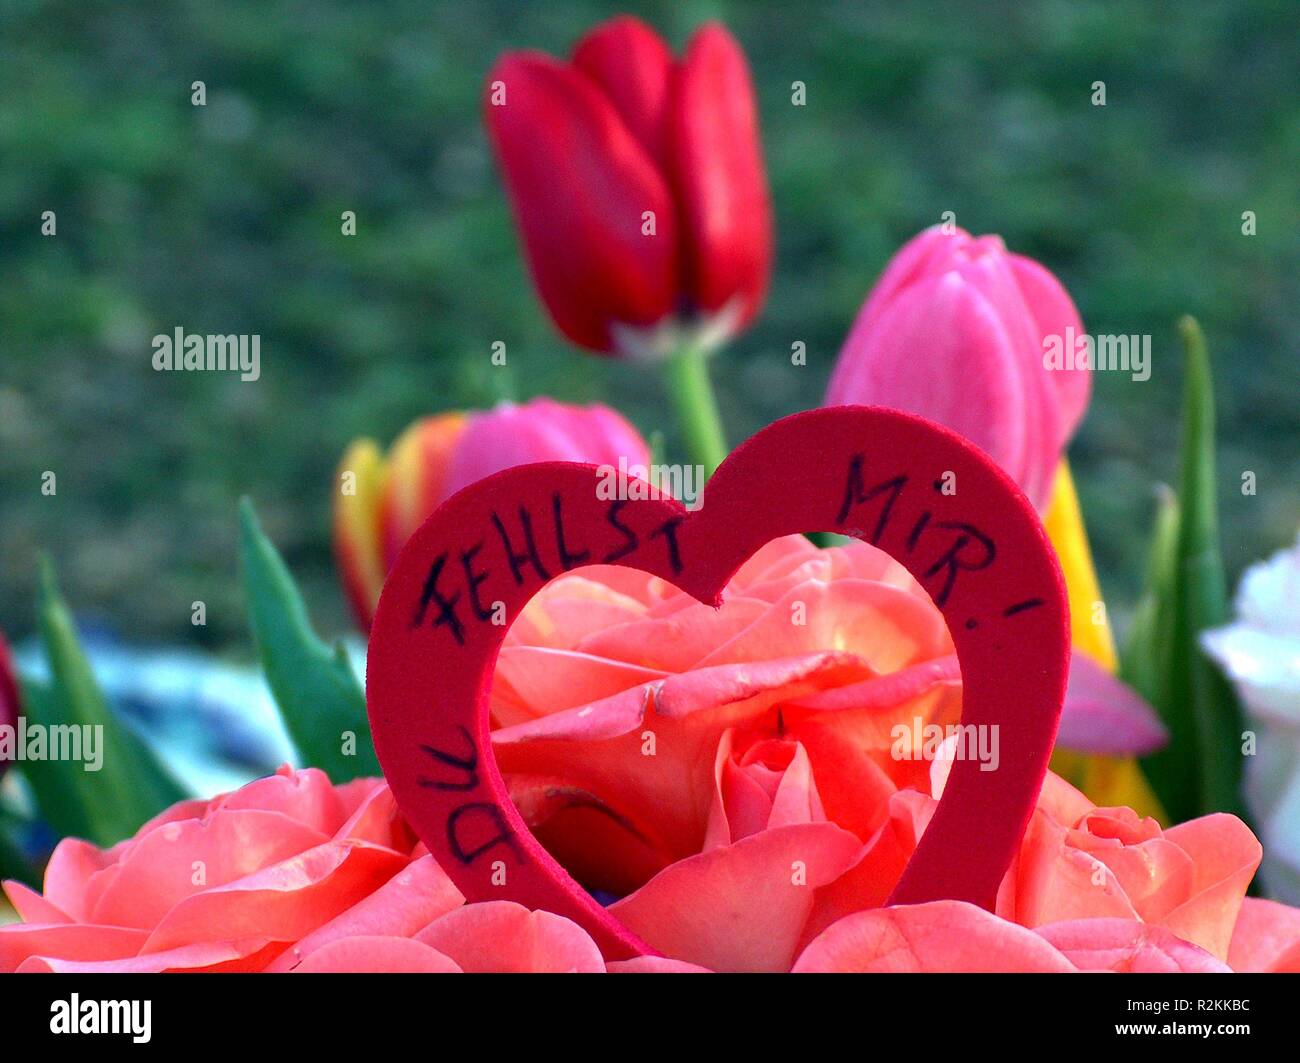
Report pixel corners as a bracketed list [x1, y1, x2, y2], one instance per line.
[140, 841, 409, 954]
[265, 854, 464, 972]
[292, 936, 462, 973]
[0, 923, 148, 974]
[794, 900, 1078, 972]
[607, 956, 712, 973]
[611, 822, 862, 972]
[1227, 896, 1300, 972]
[1036, 918, 1230, 972]
[416, 901, 605, 973]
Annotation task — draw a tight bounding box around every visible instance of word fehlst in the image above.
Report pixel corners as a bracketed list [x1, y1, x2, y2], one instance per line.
[409, 495, 683, 645]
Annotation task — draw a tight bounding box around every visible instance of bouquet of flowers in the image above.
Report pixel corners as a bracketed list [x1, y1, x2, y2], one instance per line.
[2, 14, 1297, 976]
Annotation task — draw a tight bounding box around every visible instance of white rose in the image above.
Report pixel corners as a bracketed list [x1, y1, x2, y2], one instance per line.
[1202, 532, 1300, 903]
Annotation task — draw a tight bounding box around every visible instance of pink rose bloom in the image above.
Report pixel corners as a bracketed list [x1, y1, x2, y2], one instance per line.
[825, 225, 1091, 510]
[7, 539, 1300, 972]
[489, 534, 1168, 968]
[492, 534, 961, 906]
[787, 745, 1294, 972]
[0, 767, 601, 973]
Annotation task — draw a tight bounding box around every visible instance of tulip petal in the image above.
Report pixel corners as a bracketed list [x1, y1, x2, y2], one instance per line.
[826, 227, 1086, 510]
[377, 413, 467, 571]
[332, 437, 388, 629]
[1057, 650, 1168, 756]
[668, 23, 771, 329]
[827, 270, 1033, 500]
[571, 15, 674, 166]
[485, 54, 678, 350]
[1008, 252, 1090, 444]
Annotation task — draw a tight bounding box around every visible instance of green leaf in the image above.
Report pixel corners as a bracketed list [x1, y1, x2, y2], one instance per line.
[28, 558, 188, 847]
[1120, 485, 1180, 708]
[0, 817, 36, 887]
[1137, 318, 1246, 823]
[239, 498, 379, 781]
[15, 679, 94, 842]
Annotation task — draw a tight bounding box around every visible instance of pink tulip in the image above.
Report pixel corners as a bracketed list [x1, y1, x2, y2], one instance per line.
[825, 226, 1091, 510]
[442, 398, 652, 501]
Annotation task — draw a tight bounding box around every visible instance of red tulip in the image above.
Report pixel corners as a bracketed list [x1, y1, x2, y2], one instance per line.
[825, 226, 1091, 510]
[485, 16, 772, 355]
[333, 398, 651, 630]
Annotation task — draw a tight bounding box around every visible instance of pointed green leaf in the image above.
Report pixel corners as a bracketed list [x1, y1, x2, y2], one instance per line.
[15, 679, 94, 842]
[1138, 318, 1246, 822]
[239, 498, 379, 781]
[1121, 485, 1179, 709]
[30, 558, 188, 847]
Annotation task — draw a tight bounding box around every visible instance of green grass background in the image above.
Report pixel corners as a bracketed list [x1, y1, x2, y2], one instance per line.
[1, 0, 1296, 651]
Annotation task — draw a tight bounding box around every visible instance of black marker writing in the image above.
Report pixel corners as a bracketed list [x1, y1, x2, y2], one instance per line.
[651, 516, 684, 574]
[446, 803, 519, 865]
[418, 725, 478, 791]
[602, 499, 638, 563]
[552, 493, 590, 570]
[922, 521, 997, 606]
[411, 552, 465, 644]
[835, 455, 907, 544]
[460, 541, 494, 622]
[493, 507, 551, 585]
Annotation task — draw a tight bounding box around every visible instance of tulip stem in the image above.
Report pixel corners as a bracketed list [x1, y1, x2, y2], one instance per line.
[664, 343, 729, 477]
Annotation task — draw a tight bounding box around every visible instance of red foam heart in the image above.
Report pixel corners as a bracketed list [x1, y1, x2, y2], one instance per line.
[366, 406, 1069, 960]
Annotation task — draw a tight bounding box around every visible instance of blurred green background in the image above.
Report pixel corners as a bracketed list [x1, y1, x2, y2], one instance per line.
[1, 0, 1296, 652]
